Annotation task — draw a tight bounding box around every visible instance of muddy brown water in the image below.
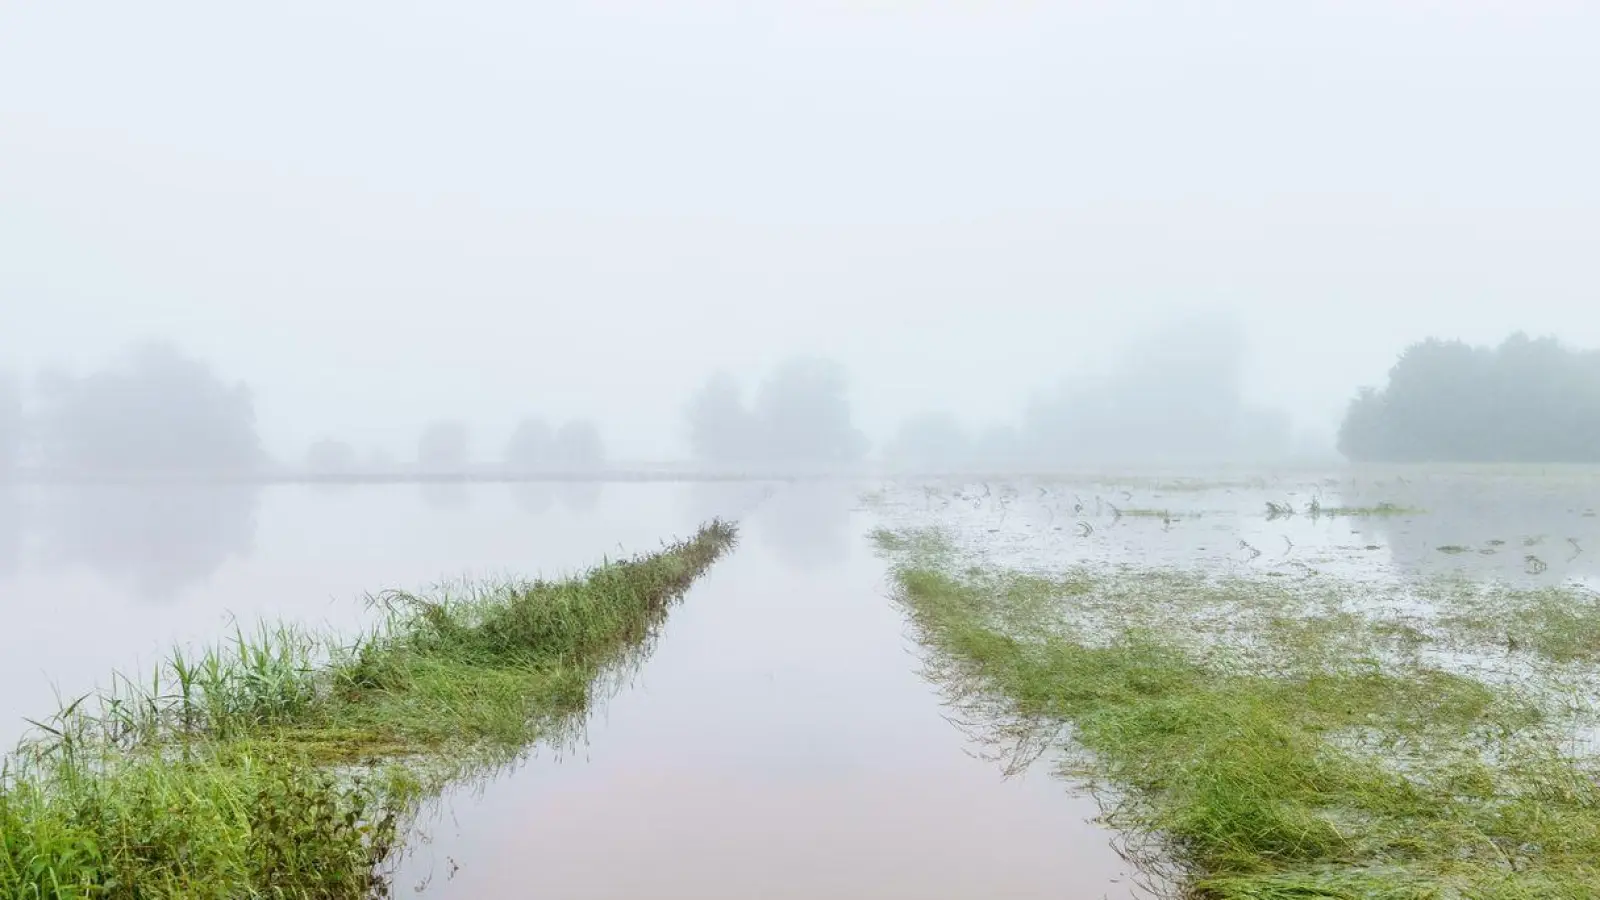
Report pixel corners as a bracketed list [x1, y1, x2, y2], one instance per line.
[0, 481, 1147, 899]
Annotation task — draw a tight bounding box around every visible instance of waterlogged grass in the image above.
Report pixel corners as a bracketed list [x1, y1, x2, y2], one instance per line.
[1267, 499, 1423, 519]
[1, 520, 737, 899]
[873, 527, 1600, 898]
[1426, 582, 1600, 666]
[1312, 501, 1423, 518]
[1118, 508, 1175, 520]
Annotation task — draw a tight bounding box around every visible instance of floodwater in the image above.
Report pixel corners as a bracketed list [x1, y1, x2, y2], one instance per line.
[11, 468, 1590, 897]
[0, 480, 1148, 900]
[867, 466, 1600, 588]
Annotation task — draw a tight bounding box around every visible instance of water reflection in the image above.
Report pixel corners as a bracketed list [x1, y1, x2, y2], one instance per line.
[682, 480, 773, 524]
[36, 484, 259, 603]
[1339, 473, 1600, 583]
[0, 485, 20, 577]
[419, 482, 472, 512]
[555, 482, 603, 514]
[914, 639, 1175, 900]
[508, 482, 555, 515]
[683, 481, 857, 570]
[393, 501, 1143, 900]
[754, 483, 856, 571]
[506, 482, 606, 516]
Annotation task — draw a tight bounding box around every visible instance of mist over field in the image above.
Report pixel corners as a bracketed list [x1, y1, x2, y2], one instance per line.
[5, 2, 1598, 471]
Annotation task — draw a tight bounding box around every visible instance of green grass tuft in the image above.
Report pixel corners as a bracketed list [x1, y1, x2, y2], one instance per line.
[2, 520, 738, 899]
[875, 527, 1600, 898]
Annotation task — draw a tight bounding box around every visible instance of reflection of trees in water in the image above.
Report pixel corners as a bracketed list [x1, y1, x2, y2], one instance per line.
[0, 485, 20, 578]
[755, 483, 854, 572]
[419, 482, 472, 512]
[681, 480, 853, 569]
[683, 481, 775, 525]
[555, 482, 602, 514]
[508, 482, 605, 516]
[1339, 474, 1600, 582]
[37, 485, 259, 603]
[509, 483, 555, 515]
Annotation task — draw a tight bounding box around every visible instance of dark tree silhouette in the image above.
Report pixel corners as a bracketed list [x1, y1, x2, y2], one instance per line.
[33, 341, 263, 474]
[417, 420, 470, 470]
[1339, 333, 1600, 462]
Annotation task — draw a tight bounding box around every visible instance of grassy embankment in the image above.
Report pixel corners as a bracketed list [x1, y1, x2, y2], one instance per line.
[1, 520, 737, 899]
[874, 527, 1600, 899]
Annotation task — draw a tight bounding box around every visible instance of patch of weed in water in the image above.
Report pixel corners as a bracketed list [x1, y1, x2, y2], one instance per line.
[1, 520, 738, 899]
[1426, 581, 1600, 666]
[1118, 508, 1177, 522]
[875, 527, 1600, 898]
[1313, 502, 1424, 518]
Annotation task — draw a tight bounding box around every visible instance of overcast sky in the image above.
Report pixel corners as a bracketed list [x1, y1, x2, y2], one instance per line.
[3, 1, 1596, 460]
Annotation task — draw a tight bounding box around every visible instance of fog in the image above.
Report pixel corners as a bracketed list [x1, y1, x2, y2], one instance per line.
[3, 2, 1598, 467]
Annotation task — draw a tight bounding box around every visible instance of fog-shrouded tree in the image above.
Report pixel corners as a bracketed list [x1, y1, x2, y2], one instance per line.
[1019, 312, 1291, 466]
[34, 341, 264, 474]
[750, 357, 869, 465]
[684, 371, 759, 464]
[550, 419, 606, 471]
[505, 416, 554, 471]
[304, 438, 358, 476]
[366, 447, 398, 473]
[684, 361, 868, 467]
[1339, 333, 1600, 462]
[417, 420, 470, 471]
[884, 412, 973, 471]
[506, 416, 606, 472]
[0, 369, 21, 475]
[38, 482, 260, 603]
[975, 424, 1025, 470]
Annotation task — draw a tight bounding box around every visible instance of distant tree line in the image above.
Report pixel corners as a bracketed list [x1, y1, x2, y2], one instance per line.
[684, 357, 869, 468]
[1339, 333, 1600, 463]
[879, 314, 1299, 471]
[1, 341, 266, 475]
[503, 417, 606, 472]
[308, 416, 610, 475]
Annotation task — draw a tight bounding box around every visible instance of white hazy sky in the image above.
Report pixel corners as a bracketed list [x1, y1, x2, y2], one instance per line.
[3, 1, 1597, 460]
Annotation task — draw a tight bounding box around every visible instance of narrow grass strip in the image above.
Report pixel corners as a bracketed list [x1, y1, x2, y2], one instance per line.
[1, 520, 737, 899]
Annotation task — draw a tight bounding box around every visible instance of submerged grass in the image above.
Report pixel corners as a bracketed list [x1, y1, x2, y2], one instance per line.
[1, 520, 737, 899]
[873, 527, 1600, 899]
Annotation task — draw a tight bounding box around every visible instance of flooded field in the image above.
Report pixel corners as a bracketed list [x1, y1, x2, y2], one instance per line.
[867, 466, 1600, 586]
[869, 466, 1600, 897]
[6, 466, 1600, 897]
[0, 480, 1142, 898]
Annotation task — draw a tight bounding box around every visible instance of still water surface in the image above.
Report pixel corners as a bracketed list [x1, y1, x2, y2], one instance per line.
[0, 481, 1145, 899]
